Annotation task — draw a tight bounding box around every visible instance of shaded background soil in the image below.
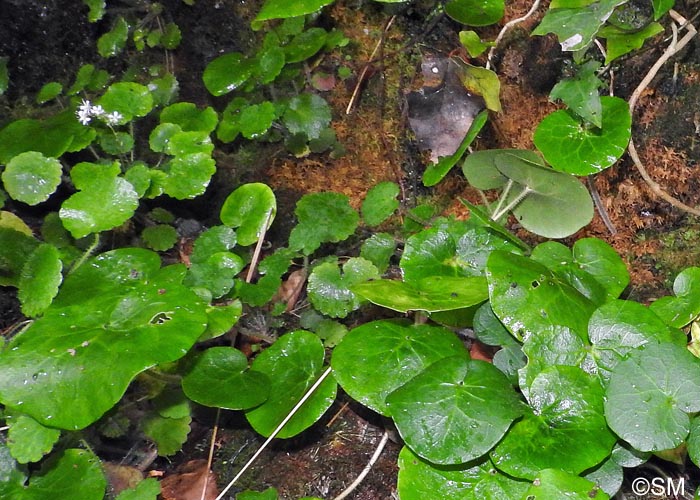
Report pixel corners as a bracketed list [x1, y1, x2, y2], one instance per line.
[2, 0, 700, 498]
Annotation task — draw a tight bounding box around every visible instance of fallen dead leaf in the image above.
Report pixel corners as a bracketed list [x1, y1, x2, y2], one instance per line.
[161, 459, 219, 500]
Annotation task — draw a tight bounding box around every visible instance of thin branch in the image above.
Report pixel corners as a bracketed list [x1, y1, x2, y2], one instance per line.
[214, 366, 334, 500]
[486, 0, 542, 71]
[332, 430, 390, 500]
[200, 408, 220, 500]
[245, 208, 274, 283]
[587, 176, 617, 235]
[627, 10, 700, 216]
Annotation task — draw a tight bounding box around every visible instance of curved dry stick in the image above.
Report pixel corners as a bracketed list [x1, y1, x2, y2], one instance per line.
[627, 10, 700, 216]
[332, 430, 390, 500]
[486, 0, 542, 71]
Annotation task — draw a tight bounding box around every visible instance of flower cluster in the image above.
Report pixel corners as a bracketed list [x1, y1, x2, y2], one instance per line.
[76, 99, 123, 126]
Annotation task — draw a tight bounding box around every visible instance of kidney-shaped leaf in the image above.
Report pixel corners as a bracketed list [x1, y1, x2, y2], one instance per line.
[220, 183, 276, 246]
[245, 331, 336, 438]
[387, 355, 524, 465]
[182, 347, 269, 410]
[491, 366, 616, 479]
[534, 96, 631, 175]
[604, 342, 700, 452]
[332, 320, 467, 415]
[2, 152, 62, 205]
[0, 249, 208, 430]
[203, 52, 255, 96]
[650, 267, 700, 328]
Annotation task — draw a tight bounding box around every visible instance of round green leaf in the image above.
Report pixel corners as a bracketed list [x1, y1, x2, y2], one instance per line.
[6, 412, 61, 464]
[97, 16, 128, 57]
[604, 342, 700, 452]
[24, 449, 106, 499]
[99, 131, 134, 155]
[36, 82, 63, 104]
[160, 102, 218, 134]
[525, 469, 609, 500]
[288, 192, 358, 255]
[255, 0, 334, 21]
[588, 300, 686, 382]
[486, 250, 595, 342]
[362, 182, 399, 226]
[282, 93, 331, 140]
[650, 267, 700, 328]
[359, 232, 395, 273]
[141, 224, 178, 251]
[285, 28, 327, 63]
[534, 96, 631, 175]
[18, 244, 63, 318]
[190, 225, 237, 263]
[99, 82, 154, 121]
[491, 366, 616, 479]
[495, 155, 594, 238]
[142, 413, 191, 456]
[445, 0, 505, 26]
[162, 153, 216, 199]
[351, 276, 488, 313]
[220, 183, 276, 246]
[257, 45, 286, 84]
[397, 447, 529, 500]
[688, 415, 700, 467]
[203, 52, 255, 96]
[239, 102, 277, 139]
[0, 249, 208, 429]
[387, 355, 524, 465]
[0, 118, 73, 164]
[182, 347, 270, 410]
[149, 123, 181, 153]
[308, 257, 379, 318]
[185, 251, 244, 298]
[245, 331, 336, 438]
[2, 152, 62, 205]
[462, 149, 541, 190]
[60, 162, 139, 239]
[165, 130, 213, 156]
[332, 320, 468, 415]
[572, 238, 629, 299]
[584, 456, 623, 498]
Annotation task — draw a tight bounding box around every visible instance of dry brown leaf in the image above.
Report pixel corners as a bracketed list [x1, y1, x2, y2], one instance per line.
[103, 462, 144, 496]
[161, 459, 219, 500]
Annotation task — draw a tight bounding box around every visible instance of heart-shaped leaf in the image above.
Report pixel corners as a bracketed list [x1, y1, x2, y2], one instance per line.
[220, 183, 277, 246]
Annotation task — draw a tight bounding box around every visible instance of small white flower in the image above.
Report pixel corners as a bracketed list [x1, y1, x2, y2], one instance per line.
[76, 99, 92, 125]
[104, 111, 123, 126]
[90, 104, 105, 117]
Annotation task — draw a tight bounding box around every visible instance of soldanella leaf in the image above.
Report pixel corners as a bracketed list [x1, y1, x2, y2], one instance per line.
[2, 151, 62, 205]
[308, 257, 379, 318]
[159, 102, 218, 134]
[534, 96, 631, 175]
[282, 93, 331, 140]
[462, 149, 541, 190]
[161, 153, 216, 199]
[387, 355, 524, 465]
[491, 366, 616, 479]
[288, 192, 358, 255]
[284, 28, 328, 63]
[649, 267, 700, 328]
[59, 162, 139, 239]
[182, 347, 270, 410]
[97, 16, 128, 57]
[332, 320, 467, 415]
[98, 82, 154, 122]
[245, 331, 336, 438]
[605, 342, 700, 452]
[220, 183, 277, 246]
[0, 249, 208, 430]
[0, 118, 73, 164]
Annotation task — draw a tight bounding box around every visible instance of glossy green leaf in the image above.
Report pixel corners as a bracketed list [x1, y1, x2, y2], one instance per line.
[397, 446, 529, 500]
[2, 152, 62, 205]
[588, 300, 686, 382]
[359, 232, 395, 273]
[604, 342, 700, 452]
[162, 153, 216, 199]
[217, 97, 249, 142]
[289, 192, 358, 255]
[97, 16, 129, 57]
[235, 247, 298, 306]
[143, 413, 191, 456]
[36, 82, 63, 104]
[0, 118, 73, 164]
[688, 415, 700, 467]
[584, 456, 623, 497]
[114, 478, 160, 500]
[651, 0, 673, 19]
[495, 155, 594, 238]
[18, 244, 63, 317]
[486, 250, 595, 342]
[0, 249, 208, 429]
[388, 356, 524, 464]
[185, 251, 244, 298]
[649, 267, 700, 328]
[141, 225, 178, 251]
[99, 82, 154, 122]
[534, 96, 631, 175]
[459, 200, 530, 252]
[149, 123, 180, 153]
[160, 102, 218, 134]
[445, 0, 505, 26]
[99, 132, 133, 156]
[257, 45, 286, 84]
[182, 347, 270, 410]
[525, 469, 609, 499]
[332, 320, 467, 415]
[459, 30, 490, 57]
[423, 110, 487, 187]
[255, 0, 334, 21]
[550, 61, 604, 127]
[462, 149, 541, 190]
[610, 442, 649, 468]
[246, 331, 336, 438]
[491, 366, 616, 479]
[0, 227, 39, 287]
[351, 276, 488, 313]
[282, 93, 331, 140]
[220, 183, 276, 246]
[239, 101, 277, 139]
[160, 22, 182, 49]
[60, 162, 139, 238]
[203, 52, 256, 96]
[455, 63, 501, 112]
[532, 0, 626, 51]
[599, 22, 664, 64]
[199, 301, 242, 342]
[362, 182, 399, 226]
[148, 73, 179, 107]
[285, 28, 327, 63]
[163, 130, 213, 157]
[6, 412, 60, 463]
[308, 257, 379, 318]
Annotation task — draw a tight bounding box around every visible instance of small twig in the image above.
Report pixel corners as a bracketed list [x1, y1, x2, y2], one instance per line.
[486, 0, 542, 71]
[214, 366, 334, 500]
[200, 408, 220, 500]
[332, 430, 390, 500]
[587, 176, 617, 235]
[346, 15, 396, 114]
[245, 209, 274, 283]
[627, 10, 700, 216]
